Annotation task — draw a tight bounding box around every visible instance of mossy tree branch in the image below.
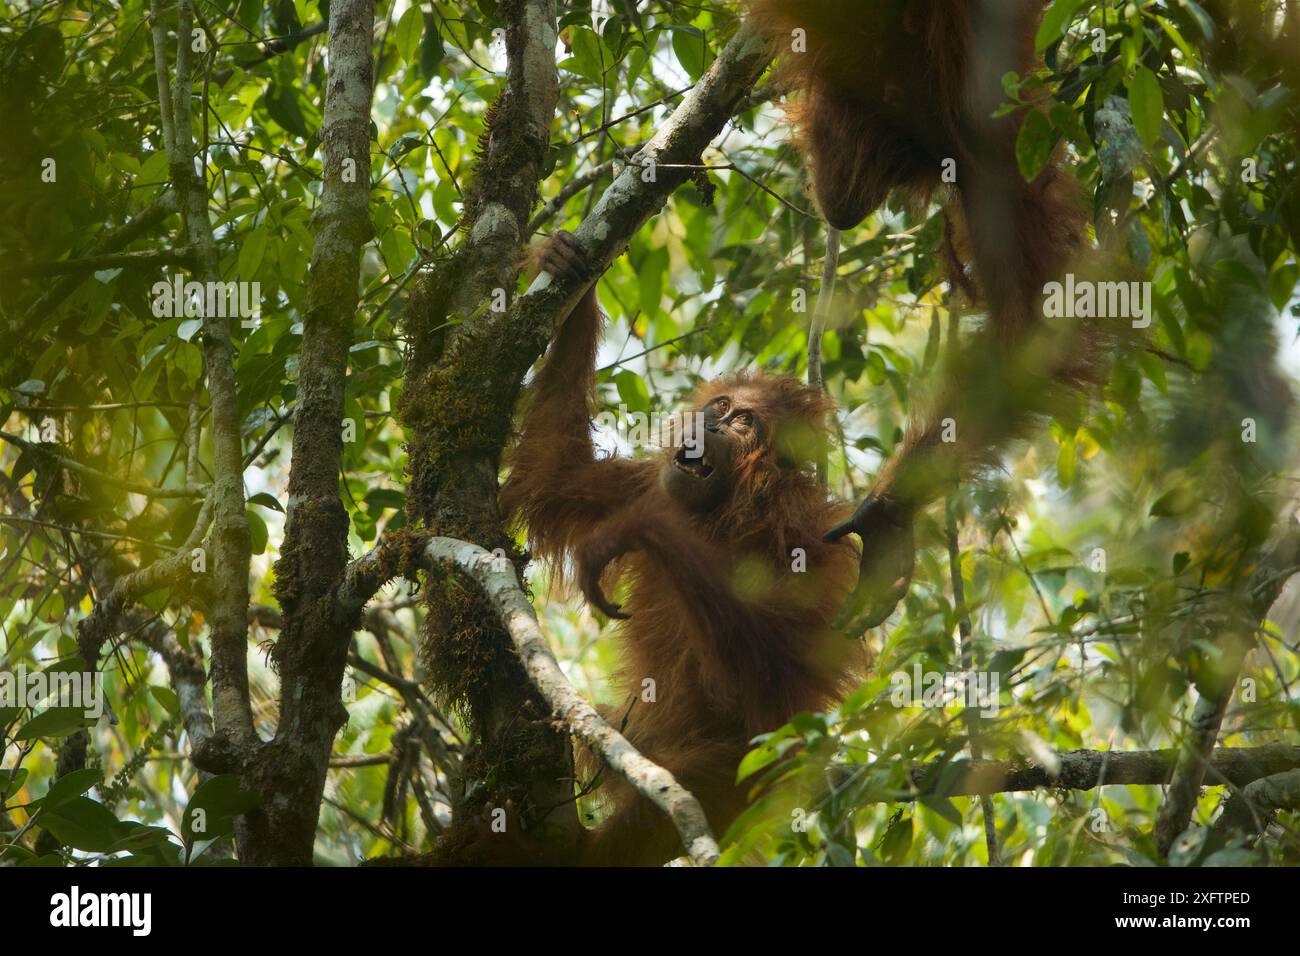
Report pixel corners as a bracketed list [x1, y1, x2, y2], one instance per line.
[395, 0, 573, 847]
[394, 17, 773, 852]
[907, 744, 1300, 799]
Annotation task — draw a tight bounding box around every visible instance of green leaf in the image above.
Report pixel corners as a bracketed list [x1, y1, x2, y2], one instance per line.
[182, 775, 260, 845]
[45, 655, 87, 678]
[107, 152, 140, 175]
[565, 28, 604, 83]
[613, 369, 651, 415]
[40, 768, 103, 809]
[923, 309, 940, 370]
[919, 795, 963, 826]
[264, 81, 311, 139]
[638, 246, 668, 318]
[171, 341, 201, 388]
[1269, 261, 1300, 313]
[0, 844, 37, 862]
[236, 225, 269, 280]
[14, 707, 96, 740]
[137, 150, 169, 185]
[1137, 350, 1168, 391]
[1155, 15, 1196, 63]
[1035, 0, 1087, 52]
[671, 26, 709, 81]
[1015, 109, 1055, 181]
[1150, 483, 1197, 517]
[151, 685, 180, 718]
[1180, 1, 1216, 41]
[364, 488, 405, 511]
[379, 228, 416, 274]
[247, 491, 285, 513]
[394, 5, 422, 63]
[826, 842, 856, 867]
[989, 647, 1028, 678]
[625, 43, 648, 87]
[1056, 434, 1077, 488]
[881, 815, 913, 864]
[245, 507, 268, 556]
[106, 824, 177, 856]
[391, 134, 423, 158]
[420, 15, 446, 78]
[735, 743, 780, 781]
[0, 768, 29, 800]
[40, 797, 127, 852]
[1128, 66, 1164, 146]
[1000, 571, 1027, 629]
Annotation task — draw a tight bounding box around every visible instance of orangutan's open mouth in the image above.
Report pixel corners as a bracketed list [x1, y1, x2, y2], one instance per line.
[673, 446, 714, 479]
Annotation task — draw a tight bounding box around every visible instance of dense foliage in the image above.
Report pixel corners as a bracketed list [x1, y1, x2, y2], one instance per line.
[0, 0, 1296, 866]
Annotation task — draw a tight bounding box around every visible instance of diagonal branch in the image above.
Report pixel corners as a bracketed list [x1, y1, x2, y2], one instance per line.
[398, 21, 773, 555]
[343, 534, 721, 866]
[1153, 528, 1300, 855]
[1213, 767, 1300, 839]
[76, 493, 214, 672]
[520, 23, 771, 309]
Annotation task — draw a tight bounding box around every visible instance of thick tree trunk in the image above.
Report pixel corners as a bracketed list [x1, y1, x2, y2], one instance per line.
[227, 0, 377, 866]
[397, 0, 574, 848]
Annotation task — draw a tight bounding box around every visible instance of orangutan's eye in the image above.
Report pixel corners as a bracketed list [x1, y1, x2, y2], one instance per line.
[733, 412, 753, 429]
[714, 397, 731, 414]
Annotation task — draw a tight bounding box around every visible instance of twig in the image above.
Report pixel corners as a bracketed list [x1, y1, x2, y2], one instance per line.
[6, 247, 194, 277]
[0, 515, 179, 551]
[559, 84, 695, 148]
[0, 431, 206, 499]
[528, 159, 617, 234]
[945, 503, 1000, 866]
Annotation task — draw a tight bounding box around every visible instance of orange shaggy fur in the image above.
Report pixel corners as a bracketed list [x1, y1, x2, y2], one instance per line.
[750, 0, 1102, 513]
[499, 282, 859, 865]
